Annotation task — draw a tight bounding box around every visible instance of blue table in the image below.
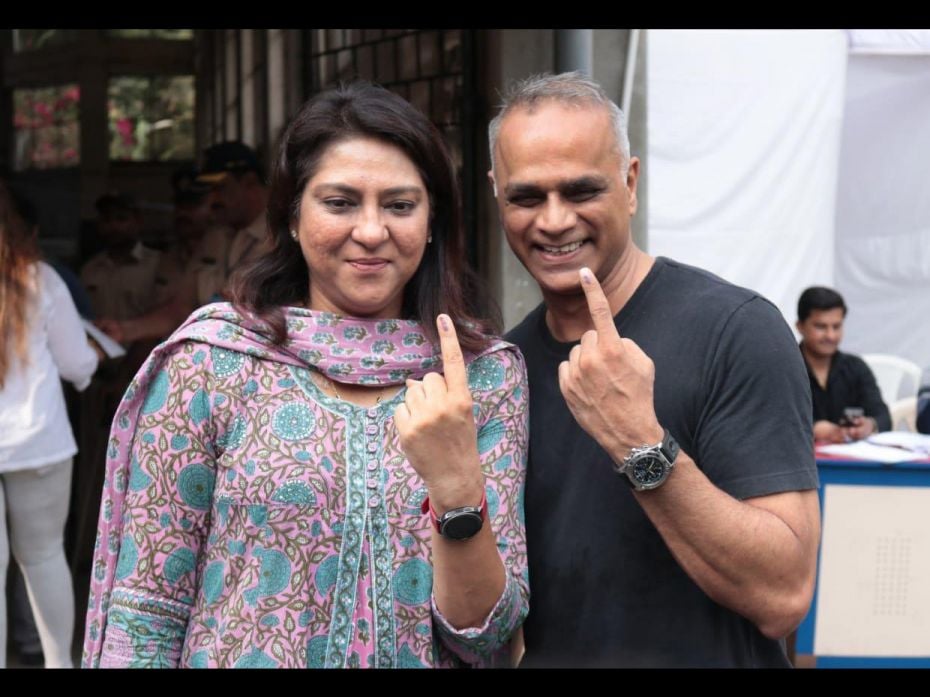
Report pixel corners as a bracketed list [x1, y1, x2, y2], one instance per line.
[794, 449, 930, 668]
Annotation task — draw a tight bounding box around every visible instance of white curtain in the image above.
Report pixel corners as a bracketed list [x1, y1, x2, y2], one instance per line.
[834, 50, 930, 372]
[647, 30, 849, 328]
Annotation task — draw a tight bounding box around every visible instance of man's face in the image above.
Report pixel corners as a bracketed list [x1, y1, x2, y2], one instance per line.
[208, 172, 251, 229]
[797, 307, 845, 360]
[490, 102, 639, 297]
[98, 208, 141, 251]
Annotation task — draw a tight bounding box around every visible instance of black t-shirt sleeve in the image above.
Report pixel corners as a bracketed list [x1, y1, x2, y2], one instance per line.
[692, 297, 819, 499]
[849, 355, 892, 431]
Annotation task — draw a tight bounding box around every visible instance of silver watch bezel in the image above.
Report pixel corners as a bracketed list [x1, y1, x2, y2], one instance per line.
[615, 438, 676, 491]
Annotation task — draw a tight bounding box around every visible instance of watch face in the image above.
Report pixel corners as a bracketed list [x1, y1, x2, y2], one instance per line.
[440, 512, 484, 540]
[631, 454, 668, 489]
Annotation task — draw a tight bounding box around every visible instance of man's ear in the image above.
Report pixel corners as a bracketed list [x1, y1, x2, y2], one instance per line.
[488, 169, 498, 198]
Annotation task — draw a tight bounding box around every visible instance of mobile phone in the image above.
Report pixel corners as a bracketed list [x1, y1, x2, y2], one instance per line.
[839, 406, 864, 427]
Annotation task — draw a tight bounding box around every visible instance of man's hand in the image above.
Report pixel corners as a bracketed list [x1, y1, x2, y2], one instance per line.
[558, 267, 664, 463]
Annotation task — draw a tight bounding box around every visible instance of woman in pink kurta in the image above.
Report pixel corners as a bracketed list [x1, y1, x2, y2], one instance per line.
[83, 83, 529, 668]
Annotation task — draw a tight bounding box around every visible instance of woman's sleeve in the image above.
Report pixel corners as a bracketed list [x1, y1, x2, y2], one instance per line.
[432, 346, 530, 665]
[41, 262, 98, 391]
[98, 343, 217, 668]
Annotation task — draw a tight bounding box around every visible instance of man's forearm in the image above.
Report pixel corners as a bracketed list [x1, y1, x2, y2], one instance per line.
[628, 451, 820, 639]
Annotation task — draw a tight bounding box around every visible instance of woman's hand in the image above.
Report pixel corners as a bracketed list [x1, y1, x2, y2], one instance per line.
[394, 314, 484, 509]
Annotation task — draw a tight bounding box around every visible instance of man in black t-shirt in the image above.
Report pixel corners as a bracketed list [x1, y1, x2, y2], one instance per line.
[488, 72, 821, 667]
[795, 286, 890, 443]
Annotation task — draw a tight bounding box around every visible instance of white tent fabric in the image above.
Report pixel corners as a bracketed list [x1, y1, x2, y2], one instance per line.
[847, 29, 930, 55]
[647, 30, 849, 326]
[647, 29, 930, 375]
[833, 53, 930, 372]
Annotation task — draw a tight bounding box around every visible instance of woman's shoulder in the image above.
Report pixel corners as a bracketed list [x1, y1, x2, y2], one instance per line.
[466, 338, 527, 394]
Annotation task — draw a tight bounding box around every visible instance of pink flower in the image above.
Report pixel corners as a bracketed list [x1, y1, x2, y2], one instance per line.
[116, 118, 135, 146]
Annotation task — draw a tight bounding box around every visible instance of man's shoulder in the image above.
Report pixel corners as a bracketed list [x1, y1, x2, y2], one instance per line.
[653, 257, 760, 307]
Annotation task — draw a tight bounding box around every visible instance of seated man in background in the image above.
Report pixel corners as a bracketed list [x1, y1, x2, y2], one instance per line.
[796, 286, 891, 443]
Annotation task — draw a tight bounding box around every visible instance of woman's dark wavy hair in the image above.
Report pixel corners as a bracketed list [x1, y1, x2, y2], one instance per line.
[231, 81, 498, 353]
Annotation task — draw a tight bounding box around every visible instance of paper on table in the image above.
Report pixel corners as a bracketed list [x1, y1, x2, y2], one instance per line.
[868, 431, 930, 455]
[82, 319, 127, 359]
[817, 441, 924, 463]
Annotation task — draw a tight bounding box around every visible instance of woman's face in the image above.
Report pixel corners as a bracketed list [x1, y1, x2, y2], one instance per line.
[296, 137, 431, 319]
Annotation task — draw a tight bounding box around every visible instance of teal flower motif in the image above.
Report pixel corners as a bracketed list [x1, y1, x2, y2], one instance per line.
[400, 534, 416, 548]
[320, 457, 333, 472]
[271, 403, 315, 441]
[277, 378, 295, 388]
[329, 363, 352, 377]
[402, 332, 426, 346]
[477, 418, 506, 454]
[397, 643, 426, 668]
[421, 356, 439, 369]
[315, 555, 339, 595]
[467, 356, 505, 392]
[306, 636, 328, 668]
[244, 548, 291, 605]
[227, 540, 247, 555]
[260, 615, 279, 627]
[485, 485, 500, 520]
[192, 350, 206, 365]
[298, 609, 313, 627]
[189, 389, 211, 425]
[404, 487, 428, 514]
[234, 648, 277, 669]
[311, 331, 336, 345]
[202, 561, 225, 604]
[217, 415, 247, 451]
[170, 434, 189, 450]
[164, 547, 196, 584]
[360, 356, 386, 369]
[213, 394, 226, 407]
[393, 558, 432, 606]
[188, 650, 209, 668]
[210, 346, 244, 377]
[494, 454, 513, 472]
[242, 379, 258, 396]
[177, 464, 215, 510]
[343, 326, 368, 342]
[311, 521, 322, 536]
[141, 432, 155, 444]
[215, 497, 232, 525]
[244, 459, 256, 475]
[114, 535, 138, 581]
[159, 512, 171, 528]
[299, 349, 324, 364]
[128, 454, 152, 491]
[371, 340, 396, 355]
[358, 374, 379, 385]
[140, 370, 170, 415]
[248, 504, 267, 526]
[271, 480, 317, 506]
[295, 450, 311, 461]
[376, 319, 399, 335]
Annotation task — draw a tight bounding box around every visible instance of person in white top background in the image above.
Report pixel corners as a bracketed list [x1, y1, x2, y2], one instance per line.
[0, 180, 100, 668]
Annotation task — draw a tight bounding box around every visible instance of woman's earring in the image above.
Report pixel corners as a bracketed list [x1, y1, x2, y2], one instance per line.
[427, 235, 433, 244]
[290, 229, 298, 241]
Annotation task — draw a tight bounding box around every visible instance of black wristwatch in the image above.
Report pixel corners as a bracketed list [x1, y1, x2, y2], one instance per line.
[421, 491, 488, 541]
[614, 429, 680, 491]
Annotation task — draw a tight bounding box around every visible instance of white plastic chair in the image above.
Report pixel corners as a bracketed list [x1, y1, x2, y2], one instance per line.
[890, 396, 918, 432]
[861, 353, 922, 406]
